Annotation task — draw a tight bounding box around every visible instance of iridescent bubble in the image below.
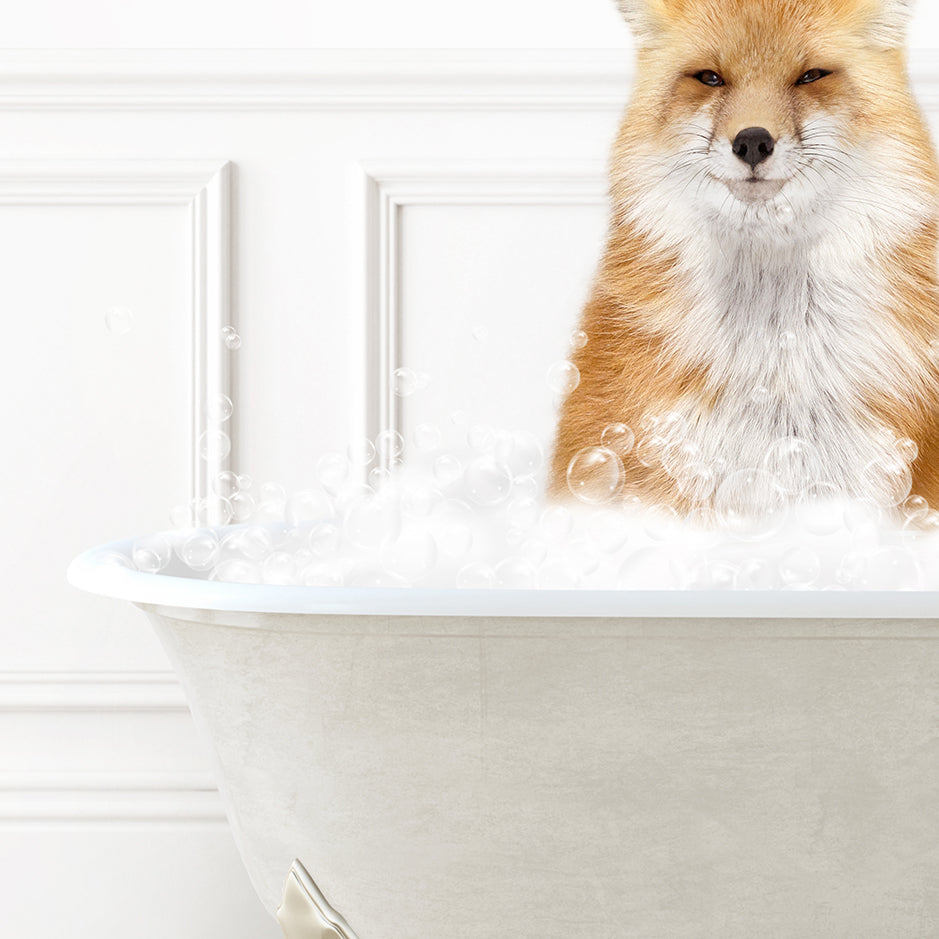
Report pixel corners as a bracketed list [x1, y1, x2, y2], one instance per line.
[457, 562, 496, 589]
[714, 468, 786, 540]
[221, 325, 242, 350]
[546, 360, 580, 396]
[105, 306, 134, 335]
[199, 430, 232, 461]
[465, 455, 513, 507]
[286, 489, 333, 526]
[433, 454, 463, 487]
[566, 447, 624, 505]
[600, 423, 635, 457]
[206, 393, 233, 423]
[316, 452, 349, 494]
[179, 529, 220, 571]
[413, 423, 441, 453]
[763, 437, 821, 494]
[132, 535, 172, 573]
[376, 429, 406, 464]
[570, 329, 588, 350]
[779, 547, 821, 587]
[393, 367, 419, 397]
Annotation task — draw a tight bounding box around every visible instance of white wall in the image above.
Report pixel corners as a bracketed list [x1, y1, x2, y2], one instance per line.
[0, 0, 938, 48]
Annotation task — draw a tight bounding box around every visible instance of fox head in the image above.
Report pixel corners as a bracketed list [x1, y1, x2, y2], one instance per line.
[609, 0, 937, 244]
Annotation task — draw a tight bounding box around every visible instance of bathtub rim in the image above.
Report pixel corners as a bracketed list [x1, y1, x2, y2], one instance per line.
[67, 533, 939, 619]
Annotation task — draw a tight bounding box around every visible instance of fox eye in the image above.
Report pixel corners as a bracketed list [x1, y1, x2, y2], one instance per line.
[796, 68, 832, 85]
[694, 70, 725, 87]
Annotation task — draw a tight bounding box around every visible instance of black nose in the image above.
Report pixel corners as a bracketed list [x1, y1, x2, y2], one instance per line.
[732, 127, 775, 168]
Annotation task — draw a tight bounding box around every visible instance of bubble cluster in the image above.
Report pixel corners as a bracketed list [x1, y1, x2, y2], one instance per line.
[121, 413, 939, 593]
[221, 325, 242, 350]
[105, 306, 134, 336]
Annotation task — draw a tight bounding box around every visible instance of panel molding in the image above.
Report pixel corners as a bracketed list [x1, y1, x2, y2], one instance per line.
[0, 49, 935, 111]
[0, 671, 224, 823]
[0, 159, 232, 516]
[359, 160, 606, 462]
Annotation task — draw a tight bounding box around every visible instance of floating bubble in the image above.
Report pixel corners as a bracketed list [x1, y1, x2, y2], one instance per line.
[316, 453, 349, 494]
[902, 495, 930, 523]
[207, 393, 233, 423]
[862, 456, 913, 508]
[779, 547, 821, 587]
[199, 430, 232, 461]
[308, 521, 342, 559]
[465, 455, 513, 507]
[237, 473, 253, 490]
[347, 438, 376, 467]
[221, 325, 242, 350]
[547, 360, 580, 396]
[494, 557, 538, 588]
[763, 437, 821, 494]
[376, 429, 405, 464]
[402, 484, 440, 518]
[286, 489, 333, 526]
[393, 367, 420, 397]
[676, 463, 716, 503]
[601, 423, 635, 457]
[178, 529, 220, 571]
[413, 423, 441, 454]
[262, 551, 296, 585]
[495, 431, 543, 478]
[468, 424, 496, 452]
[567, 447, 624, 505]
[434, 454, 463, 488]
[739, 558, 775, 590]
[368, 467, 392, 490]
[344, 492, 402, 549]
[229, 491, 256, 523]
[132, 535, 172, 573]
[211, 559, 261, 584]
[895, 437, 919, 464]
[220, 526, 273, 563]
[635, 435, 667, 468]
[105, 306, 134, 336]
[212, 470, 240, 499]
[457, 562, 496, 589]
[714, 468, 786, 540]
[570, 329, 588, 350]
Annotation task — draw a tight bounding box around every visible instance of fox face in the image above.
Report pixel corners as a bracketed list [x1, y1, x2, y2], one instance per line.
[612, 0, 936, 242]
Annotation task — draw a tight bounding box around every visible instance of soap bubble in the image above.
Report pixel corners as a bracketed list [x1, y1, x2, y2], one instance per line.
[895, 437, 919, 464]
[393, 367, 419, 397]
[380, 530, 438, 581]
[567, 447, 624, 505]
[635, 435, 667, 468]
[199, 430, 232, 461]
[105, 306, 134, 335]
[739, 558, 775, 590]
[315, 452, 349, 494]
[601, 423, 635, 457]
[449, 409, 468, 427]
[547, 360, 580, 396]
[413, 423, 441, 453]
[714, 468, 786, 540]
[494, 557, 538, 588]
[212, 470, 240, 499]
[465, 456, 513, 507]
[376, 429, 405, 464]
[779, 547, 821, 587]
[211, 559, 261, 584]
[862, 456, 913, 508]
[206, 393, 233, 423]
[468, 424, 497, 452]
[457, 562, 496, 588]
[221, 325, 242, 350]
[570, 329, 588, 350]
[859, 546, 920, 590]
[262, 551, 296, 585]
[178, 529, 220, 571]
[495, 431, 543, 478]
[301, 563, 344, 587]
[221, 526, 273, 563]
[369, 467, 392, 490]
[347, 438, 376, 467]
[763, 437, 821, 494]
[402, 483, 440, 518]
[433, 454, 463, 488]
[901, 495, 930, 524]
[286, 489, 333, 526]
[507, 498, 540, 531]
[540, 504, 574, 541]
[675, 463, 716, 503]
[307, 521, 342, 559]
[472, 326, 489, 343]
[344, 492, 402, 549]
[132, 535, 172, 573]
[229, 491, 256, 523]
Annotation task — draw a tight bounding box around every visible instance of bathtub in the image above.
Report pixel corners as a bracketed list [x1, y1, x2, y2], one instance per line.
[68, 533, 939, 938]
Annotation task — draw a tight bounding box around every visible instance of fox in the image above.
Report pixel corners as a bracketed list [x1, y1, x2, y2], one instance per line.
[550, 0, 939, 519]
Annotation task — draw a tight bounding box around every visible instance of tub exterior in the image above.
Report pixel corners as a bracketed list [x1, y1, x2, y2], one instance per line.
[142, 603, 939, 939]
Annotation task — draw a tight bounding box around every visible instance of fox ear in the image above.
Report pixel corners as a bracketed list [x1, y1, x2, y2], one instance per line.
[867, 0, 914, 48]
[613, 0, 664, 44]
